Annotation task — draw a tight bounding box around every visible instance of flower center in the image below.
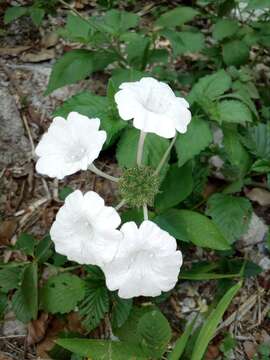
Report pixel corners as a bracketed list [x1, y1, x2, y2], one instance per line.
[143, 93, 167, 114]
[67, 146, 87, 163]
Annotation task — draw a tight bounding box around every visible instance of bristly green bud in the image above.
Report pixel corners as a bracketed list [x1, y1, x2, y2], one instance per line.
[119, 166, 160, 208]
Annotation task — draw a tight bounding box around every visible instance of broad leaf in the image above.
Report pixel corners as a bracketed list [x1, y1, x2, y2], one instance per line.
[0, 267, 22, 292]
[155, 7, 198, 28]
[40, 273, 85, 314]
[154, 209, 230, 250]
[4, 6, 28, 24]
[175, 117, 212, 166]
[57, 338, 146, 360]
[54, 91, 126, 146]
[162, 30, 204, 56]
[46, 50, 116, 94]
[212, 19, 239, 41]
[217, 100, 252, 124]
[12, 262, 38, 323]
[137, 309, 172, 359]
[111, 294, 133, 329]
[30, 7, 45, 26]
[222, 40, 250, 66]
[241, 122, 270, 160]
[103, 10, 139, 35]
[15, 233, 35, 256]
[63, 13, 92, 43]
[206, 194, 252, 243]
[191, 281, 242, 360]
[155, 162, 193, 211]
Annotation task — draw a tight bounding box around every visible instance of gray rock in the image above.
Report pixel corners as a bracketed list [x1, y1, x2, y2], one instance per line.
[0, 86, 30, 168]
[241, 212, 268, 246]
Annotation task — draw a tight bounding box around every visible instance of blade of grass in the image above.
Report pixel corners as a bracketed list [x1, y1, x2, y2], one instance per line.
[190, 280, 242, 360]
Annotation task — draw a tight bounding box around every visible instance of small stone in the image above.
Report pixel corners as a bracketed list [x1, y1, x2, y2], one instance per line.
[3, 311, 27, 336]
[241, 213, 268, 246]
[258, 257, 270, 271]
[182, 297, 196, 309]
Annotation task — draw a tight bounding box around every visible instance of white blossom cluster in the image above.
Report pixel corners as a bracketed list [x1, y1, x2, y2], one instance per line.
[36, 77, 191, 298]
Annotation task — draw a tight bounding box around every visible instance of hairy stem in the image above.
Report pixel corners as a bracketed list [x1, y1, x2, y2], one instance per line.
[115, 199, 126, 210]
[89, 163, 119, 182]
[137, 131, 147, 167]
[154, 135, 177, 175]
[143, 203, 148, 220]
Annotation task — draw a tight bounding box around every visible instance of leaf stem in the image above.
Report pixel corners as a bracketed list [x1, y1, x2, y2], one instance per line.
[154, 135, 177, 175]
[115, 199, 126, 210]
[89, 164, 119, 182]
[137, 131, 147, 167]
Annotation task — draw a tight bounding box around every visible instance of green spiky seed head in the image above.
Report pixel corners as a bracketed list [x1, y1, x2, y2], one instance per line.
[119, 166, 160, 208]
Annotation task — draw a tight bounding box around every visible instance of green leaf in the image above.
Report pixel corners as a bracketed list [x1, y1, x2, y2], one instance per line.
[15, 233, 35, 256]
[126, 35, 150, 69]
[40, 273, 85, 314]
[12, 263, 38, 323]
[162, 30, 204, 55]
[4, 6, 28, 24]
[189, 70, 231, 105]
[155, 7, 198, 28]
[137, 309, 172, 359]
[206, 194, 252, 243]
[30, 7, 45, 26]
[175, 117, 212, 166]
[168, 316, 197, 360]
[103, 10, 139, 35]
[63, 13, 92, 43]
[155, 162, 193, 211]
[78, 277, 109, 331]
[35, 235, 53, 263]
[223, 126, 251, 176]
[57, 338, 146, 360]
[116, 128, 169, 170]
[222, 40, 250, 66]
[191, 281, 242, 360]
[111, 294, 133, 329]
[247, 0, 270, 9]
[46, 50, 116, 94]
[213, 19, 239, 41]
[154, 209, 230, 250]
[251, 159, 270, 173]
[0, 292, 7, 319]
[59, 186, 74, 201]
[241, 122, 270, 160]
[54, 91, 126, 146]
[217, 100, 252, 124]
[0, 267, 22, 292]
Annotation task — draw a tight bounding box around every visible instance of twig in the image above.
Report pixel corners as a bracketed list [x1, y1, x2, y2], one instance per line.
[21, 113, 35, 157]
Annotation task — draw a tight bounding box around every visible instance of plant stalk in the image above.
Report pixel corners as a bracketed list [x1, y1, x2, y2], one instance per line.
[154, 135, 177, 175]
[89, 164, 119, 182]
[137, 131, 147, 167]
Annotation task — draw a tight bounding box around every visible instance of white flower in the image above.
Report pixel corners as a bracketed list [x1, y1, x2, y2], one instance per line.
[114, 77, 191, 139]
[103, 220, 182, 299]
[50, 190, 122, 266]
[35, 112, 106, 179]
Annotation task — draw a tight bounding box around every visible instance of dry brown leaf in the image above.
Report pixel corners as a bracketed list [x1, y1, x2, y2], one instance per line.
[244, 341, 257, 359]
[0, 353, 14, 360]
[41, 32, 59, 49]
[27, 312, 49, 345]
[0, 219, 17, 245]
[21, 49, 55, 63]
[67, 312, 84, 334]
[246, 188, 270, 206]
[205, 344, 220, 359]
[0, 46, 31, 56]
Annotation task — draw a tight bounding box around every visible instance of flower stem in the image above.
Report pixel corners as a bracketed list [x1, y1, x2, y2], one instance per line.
[137, 131, 147, 167]
[143, 204, 148, 220]
[115, 199, 126, 210]
[89, 164, 119, 182]
[154, 135, 177, 175]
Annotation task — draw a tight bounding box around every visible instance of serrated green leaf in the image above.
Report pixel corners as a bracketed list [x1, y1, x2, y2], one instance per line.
[12, 263, 38, 323]
[54, 91, 126, 146]
[40, 274, 85, 314]
[46, 50, 116, 94]
[155, 162, 193, 211]
[222, 40, 250, 66]
[103, 10, 139, 35]
[57, 338, 146, 360]
[206, 194, 252, 243]
[78, 278, 109, 331]
[213, 19, 239, 41]
[189, 70, 231, 105]
[155, 6, 198, 28]
[111, 294, 133, 329]
[241, 122, 270, 160]
[162, 30, 204, 56]
[30, 7, 45, 26]
[63, 13, 92, 43]
[175, 117, 212, 166]
[15, 233, 35, 256]
[137, 309, 172, 359]
[217, 100, 252, 124]
[191, 281, 242, 360]
[0, 267, 22, 292]
[4, 6, 28, 24]
[154, 209, 230, 250]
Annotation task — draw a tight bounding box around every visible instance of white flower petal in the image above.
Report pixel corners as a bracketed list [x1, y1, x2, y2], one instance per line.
[50, 190, 121, 266]
[35, 112, 106, 179]
[115, 77, 192, 138]
[102, 220, 182, 299]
